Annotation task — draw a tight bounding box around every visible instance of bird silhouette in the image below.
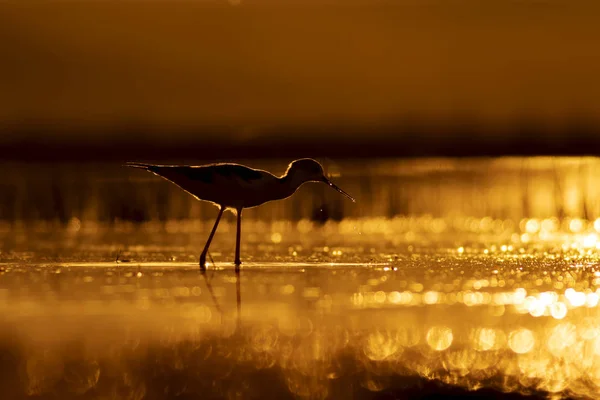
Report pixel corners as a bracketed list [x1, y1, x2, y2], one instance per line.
[126, 159, 354, 270]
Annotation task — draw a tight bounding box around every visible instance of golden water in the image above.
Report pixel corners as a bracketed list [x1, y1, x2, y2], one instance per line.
[2, 158, 600, 398]
[1, 215, 600, 399]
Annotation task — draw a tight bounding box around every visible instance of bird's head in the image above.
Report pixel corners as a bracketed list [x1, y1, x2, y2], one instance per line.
[287, 159, 355, 202]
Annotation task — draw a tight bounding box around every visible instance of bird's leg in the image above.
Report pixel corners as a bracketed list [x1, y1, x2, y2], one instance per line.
[200, 207, 224, 270]
[234, 208, 242, 270]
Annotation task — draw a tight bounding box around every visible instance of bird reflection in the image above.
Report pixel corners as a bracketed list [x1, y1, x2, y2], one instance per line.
[200, 267, 242, 331]
[200, 268, 222, 315]
[236, 269, 241, 330]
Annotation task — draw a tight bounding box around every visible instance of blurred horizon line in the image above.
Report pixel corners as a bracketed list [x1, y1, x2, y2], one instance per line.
[1, 121, 599, 161]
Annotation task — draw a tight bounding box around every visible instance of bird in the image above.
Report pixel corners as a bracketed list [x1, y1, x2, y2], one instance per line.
[126, 159, 355, 270]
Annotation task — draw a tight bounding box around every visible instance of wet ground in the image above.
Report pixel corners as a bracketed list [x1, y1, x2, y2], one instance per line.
[2, 158, 600, 399]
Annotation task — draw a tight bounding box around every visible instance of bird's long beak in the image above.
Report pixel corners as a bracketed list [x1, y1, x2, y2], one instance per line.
[323, 177, 355, 202]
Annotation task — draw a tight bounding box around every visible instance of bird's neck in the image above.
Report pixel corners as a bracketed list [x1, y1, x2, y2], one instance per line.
[279, 173, 308, 199]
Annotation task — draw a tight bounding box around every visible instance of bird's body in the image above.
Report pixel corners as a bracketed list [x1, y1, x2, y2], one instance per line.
[127, 159, 354, 270]
[128, 163, 299, 209]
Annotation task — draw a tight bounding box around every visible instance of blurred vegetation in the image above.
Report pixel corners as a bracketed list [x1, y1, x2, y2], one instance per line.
[1, 158, 599, 225]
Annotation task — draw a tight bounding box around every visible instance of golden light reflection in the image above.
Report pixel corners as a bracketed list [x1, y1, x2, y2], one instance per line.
[473, 328, 497, 351]
[270, 232, 283, 244]
[547, 323, 577, 357]
[12, 170, 600, 399]
[508, 328, 535, 354]
[6, 256, 600, 399]
[549, 302, 568, 319]
[364, 331, 402, 361]
[426, 326, 453, 351]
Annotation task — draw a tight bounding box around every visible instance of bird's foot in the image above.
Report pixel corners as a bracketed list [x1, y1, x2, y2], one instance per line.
[234, 259, 241, 272]
[199, 254, 207, 271]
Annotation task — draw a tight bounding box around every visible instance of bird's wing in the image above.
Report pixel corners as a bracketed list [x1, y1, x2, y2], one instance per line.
[127, 162, 279, 206]
[143, 164, 274, 189]
[206, 165, 269, 184]
[144, 164, 262, 183]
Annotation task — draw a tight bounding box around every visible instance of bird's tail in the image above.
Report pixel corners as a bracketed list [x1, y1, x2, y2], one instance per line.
[124, 162, 156, 170]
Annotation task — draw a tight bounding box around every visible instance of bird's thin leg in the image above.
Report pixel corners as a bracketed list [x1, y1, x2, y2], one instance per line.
[234, 208, 242, 269]
[200, 207, 224, 270]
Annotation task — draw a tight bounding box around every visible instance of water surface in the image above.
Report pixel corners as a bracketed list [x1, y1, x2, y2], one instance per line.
[2, 158, 600, 399]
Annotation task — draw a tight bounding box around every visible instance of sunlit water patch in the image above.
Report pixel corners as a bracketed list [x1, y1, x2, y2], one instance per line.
[2, 222, 600, 399]
[4, 157, 600, 398]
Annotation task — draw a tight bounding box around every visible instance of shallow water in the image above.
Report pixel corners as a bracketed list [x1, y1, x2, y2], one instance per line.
[2, 158, 600, 399]
[2, 219, 600, 400]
